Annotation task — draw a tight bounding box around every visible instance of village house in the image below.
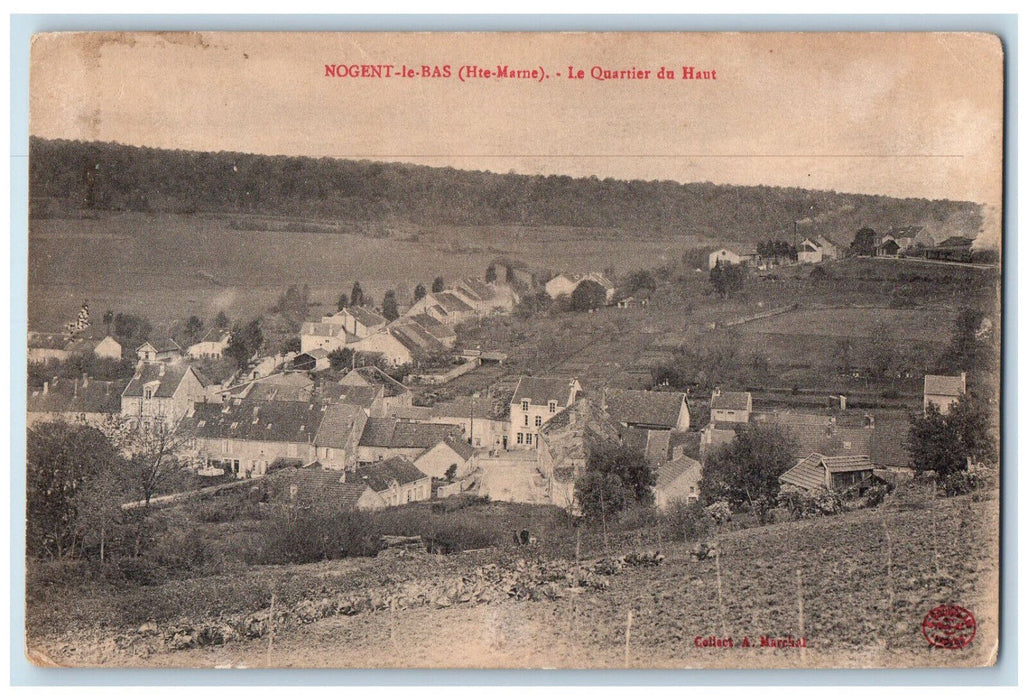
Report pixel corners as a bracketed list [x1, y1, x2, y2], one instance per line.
[66, 335, 123, 361]
[317, 382, 385, 416]
[350, 329, 414, 367]
[136, 338, 182, 363]
[751, 409, 875, 459]
[707, 248, 750, 271]
[536, 398, 621, 511]
[924, 372, 966, 415]
[779, 453, 877, 495]
[412, 434, 476, 480]
[27, 376, 126, 428]
[121, 362, 209, 430]
[797, 238, 824, 264]
[654, 453, 703, 508]
[27, 332, 72, 363]
[186, 330, 230, 359]
[544, 272, 616, 303]
[260, 465, 386, 512]
[329, 306, 388, 339]
[423, 396, 508, 451]
[313, 402, 369, 470]
[356, 417, 462, 465]
[353, 456, 432, 506]
[601, 388, 691, 465]
[816, 235, 840, 260]
[300, 321, 352, 354]
[340, 366, 412, 415]
[186, 398, 327, 478]
[710, 389, 752, 424]
[508, 376, 582, 450]
[454, 278, 519, 315]
[389, 320, 450, 358]
[292, 348, 330, 372]
[406, 313, 457, 348]
[218, 372, 315, 403]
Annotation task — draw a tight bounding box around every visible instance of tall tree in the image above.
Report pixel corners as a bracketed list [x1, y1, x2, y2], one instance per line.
[214, 310, 230, 330]
[225, 318, 263, 369]
[574, 443, 653, 521]
[350, 281, 365, 307]
[336, 292, 349, 312]
[907, 395, 998, 478]
[709, 260, 744, 299]
[413, 283, 427, 302]
[381, 290, 400, 321]
[851, 227, 877, 256]
[27, 422, 123, 559]
[432, 276, 445, 293]
[700, 424, 798, 515]
[183, 315, 204, 345]
[102, 309, 114, 336]
[569, 279, 608, 311]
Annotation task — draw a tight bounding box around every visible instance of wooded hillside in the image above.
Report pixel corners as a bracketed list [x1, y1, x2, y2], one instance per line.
[29, 138, 983, 246]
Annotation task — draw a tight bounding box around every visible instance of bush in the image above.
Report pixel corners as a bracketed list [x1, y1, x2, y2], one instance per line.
[777, 485, 845, 519]
[704, 501, 732, 526]
[941, 463, 997, 497]
[662, 500, 713, 542]
[863, 483, 892, 508]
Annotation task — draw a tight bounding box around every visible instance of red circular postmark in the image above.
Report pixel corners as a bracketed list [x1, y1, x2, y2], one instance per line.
[922, 605, 977, 649]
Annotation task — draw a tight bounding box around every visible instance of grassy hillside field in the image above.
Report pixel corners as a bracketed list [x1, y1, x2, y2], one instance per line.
[28, 489, 999, 669]
[28, 212, 704, 331]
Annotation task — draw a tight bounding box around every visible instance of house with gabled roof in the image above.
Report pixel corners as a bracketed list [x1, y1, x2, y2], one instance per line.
[707, 248, 749, 271]
[779, 453, 877, 495]
[924, 372, 966, 415]
[797, 238, 823, 264]
[300, 321, 353, 355]
[353, 456, 432, 506]
[27, 376, 126, 428]
[508, 376, 581, 450]
[545, 272, 616, 303]
[408, 313, 457, 347]
[186, 330, 230, 359]
[340, 366, 412, 415]
[121, 362, 208, 429]
[351, 329, 415, 367]
[65, 334, 122, 361]
[292, 347, 330, 372]
[357, 417, 463, 465]
[185, 398, 327, 478]
[710, 389, 752, 424]
[261, 465, 386, 512]
[602, 388, 690, 432]
[313, 402, 368, 470]
[654, 454, 703, 508]
[815, 235, 840, 260]
[136, 338, 182, 363]
[413, 433, 476, 480]
[329, 306, 388, 339]
[218, 372, 315, 403]
[536, 397, 621, 511]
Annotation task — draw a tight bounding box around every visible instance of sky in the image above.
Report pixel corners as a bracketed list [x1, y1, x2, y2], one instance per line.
[29, 31, 1005, 206]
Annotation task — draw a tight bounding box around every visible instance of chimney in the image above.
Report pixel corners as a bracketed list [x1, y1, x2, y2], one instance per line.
[42, 381, 49, 395]
[839, 394, 846, 411]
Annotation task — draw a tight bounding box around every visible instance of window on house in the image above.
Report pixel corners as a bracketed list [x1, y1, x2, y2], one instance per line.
[843, 441, 852, 449]
[516, 433, 523, 445]
[524, 415, 529, 426]
[521, 400, 529, 411]
[144, 388, 152, 399]
[526, 433, 532, 445]
[535, 416, 542, 427]
[548, 401, 556, 413]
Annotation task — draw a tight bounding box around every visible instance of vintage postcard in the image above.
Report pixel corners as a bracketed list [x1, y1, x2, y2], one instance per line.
[25, 31, 1002, 669]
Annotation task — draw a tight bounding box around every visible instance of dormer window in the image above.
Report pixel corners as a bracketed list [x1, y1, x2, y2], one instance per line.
[144, 388, 153, 399]
[521, 400, 529, 412]
[548, 401, 556, 413]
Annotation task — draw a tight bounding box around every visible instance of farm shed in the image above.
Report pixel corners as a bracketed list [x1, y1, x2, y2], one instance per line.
[779, 453, 877, 495]
[654, 454, 703, 509]
[924, 372, 966, 415]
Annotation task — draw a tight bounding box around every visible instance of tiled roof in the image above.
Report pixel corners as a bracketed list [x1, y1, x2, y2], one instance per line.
[123, 362, 193, 398]
[869, 415, 911, 468]
[443, 434, 475, 461]
[64, 338, 99, 354]
[301, 322, 345, 337]
[340, 366, 409, 396]
[187, 399, 326, 444]
[924, 374, 965, 397]
[354, 456, 428, 492]
[603, 388, 686, 429]
[27, 377, 125, 414]
[459, 278, 496, 301]
[710, 391, 751, 412]
[314, 403, 366, 449]
[358, 417, 460, 449]
[409, 314, 456, 340]
[434, 292, 475, 314]
[317, 383, 381, 408]
[349, 306, 388, 328]
[389, 323, 448, 356]
[779, 454, 826, 491]
[263, 466, 375, 511]
[224, 373, 314, 402]
[780, 453, 875, 491]
[138, 338, 181, 353]
[512, 376, 577, 406]
[429, 397, 507, 422]
[656, 454, 701, 490]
